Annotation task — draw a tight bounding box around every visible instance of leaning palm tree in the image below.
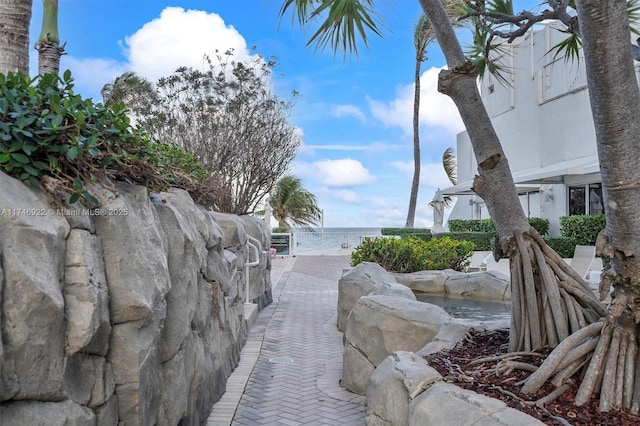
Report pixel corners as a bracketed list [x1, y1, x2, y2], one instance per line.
[278, 0, 604, 353]
[441, 146, 457, 208]
[0, 0, 32, 75]
[404, 14, 432, 228]
[270, 175, 322, 231]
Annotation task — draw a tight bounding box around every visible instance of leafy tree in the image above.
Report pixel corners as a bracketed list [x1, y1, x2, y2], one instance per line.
[0, 0, 32, 75]
[269, 175, 321, 231]
[105, 50, 300, 215]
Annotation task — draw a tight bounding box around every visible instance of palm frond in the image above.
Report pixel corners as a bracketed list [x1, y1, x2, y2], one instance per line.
[547, 32, 582, 64]
[629, 0, 640, 35]
[486, 0, 514, 15]
[278, 0, 316, 28]
[443, 147, 457, 186]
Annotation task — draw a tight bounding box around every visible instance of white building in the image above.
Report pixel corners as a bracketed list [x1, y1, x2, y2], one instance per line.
[443, 22, 623, 236]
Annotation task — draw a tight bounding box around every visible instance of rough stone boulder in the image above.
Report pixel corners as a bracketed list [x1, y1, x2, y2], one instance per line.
[341, 295, 452, 394]
[365, 351, 441, 426]
[0, 172, 70, 400]
[372, 282, 416, 300]
[337, 262, 397, 331]
[409, 383, 545, 425]
[394, 269, 510, 301]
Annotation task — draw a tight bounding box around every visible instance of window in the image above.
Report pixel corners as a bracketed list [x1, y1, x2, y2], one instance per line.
[568, 183, 603, 215]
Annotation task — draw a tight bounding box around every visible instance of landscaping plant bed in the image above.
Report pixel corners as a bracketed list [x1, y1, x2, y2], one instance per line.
[425, 329, 640, 425]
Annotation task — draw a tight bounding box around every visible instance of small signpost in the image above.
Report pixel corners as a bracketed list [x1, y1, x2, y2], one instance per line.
[270, 233, 292, 256]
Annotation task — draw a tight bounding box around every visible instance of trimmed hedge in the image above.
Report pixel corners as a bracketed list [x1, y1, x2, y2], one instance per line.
[559, 214, 605, 246]
[543, 236, 578, 259]
[448, 217, 550, 236]
[351, 236, 474, 273]
[381, 228, 431, 236]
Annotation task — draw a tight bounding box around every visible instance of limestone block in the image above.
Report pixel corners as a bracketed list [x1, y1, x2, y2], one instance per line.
[0, 399, 95, 426]
[337, 262, 397, 331]
[161, 188, 214, 249]
[109, 301, 166, 425]
[393, 270, 448, 294]
[0, 172, 69, 400]
[372, 282, 417, 300]
[193, 276, 215, 333]
[416, 321, 472, 357]
[365, 351, 441, 426]
[342, 343, 376, 395]
[62, 354, 115, 408]
[93, 181, 171, 323]
[444, 270, 511, 301]
[183, 335, 216, 426]
[95, 395, 119, 426]
[211, 212, 248, 251]
[64, 229, 111, 356]
[409, 383, 545, 425]
[161, 348, 189, 426]
[155, 202, 202, 362]
[341, 296, 450, 394]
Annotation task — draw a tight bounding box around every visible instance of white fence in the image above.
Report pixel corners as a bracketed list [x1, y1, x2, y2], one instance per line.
[291, 231, 381, 255]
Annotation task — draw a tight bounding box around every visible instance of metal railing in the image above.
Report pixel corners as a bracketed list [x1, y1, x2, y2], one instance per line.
[291, 231, 381, 255]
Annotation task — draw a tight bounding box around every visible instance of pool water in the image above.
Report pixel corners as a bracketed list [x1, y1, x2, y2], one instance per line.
[415, 293, 511, 323]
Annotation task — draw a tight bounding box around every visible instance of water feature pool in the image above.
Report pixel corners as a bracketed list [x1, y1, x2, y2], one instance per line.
[415, 293, 511, 324]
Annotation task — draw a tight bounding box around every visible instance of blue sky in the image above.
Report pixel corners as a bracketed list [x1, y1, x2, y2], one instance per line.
[29, 0, 468, 227]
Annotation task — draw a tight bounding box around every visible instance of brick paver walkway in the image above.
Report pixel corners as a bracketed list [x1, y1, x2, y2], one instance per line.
[226, 255, 365, 425]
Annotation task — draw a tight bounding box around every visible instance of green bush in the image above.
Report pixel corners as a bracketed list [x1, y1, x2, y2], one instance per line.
[0, 71, 218, 206]
[436, 232, 493, 251]
[559, 214, 605, 245]
[543, 236, 578, 259]
[528, 217, 550, 236]
[381, 228, 431, 236]
[351, 236, 474, 273]
[448, 217, 549, 236]
[448, 219, 495, 233]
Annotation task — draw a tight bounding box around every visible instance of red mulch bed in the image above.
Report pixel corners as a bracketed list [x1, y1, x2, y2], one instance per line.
[425, 329, 640, 425]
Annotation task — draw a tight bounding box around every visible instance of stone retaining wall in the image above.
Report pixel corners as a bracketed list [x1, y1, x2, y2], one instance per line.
[0, 172, 272, 425]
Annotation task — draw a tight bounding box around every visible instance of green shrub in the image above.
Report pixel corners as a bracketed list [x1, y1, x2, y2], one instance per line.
[448, 219, 495, 233]
[401, 233, 433, 242]
[559, 214, 605, 245]
[351, 236, 474, 273]
[436, 232, 493, 251]
[381, 228, 431, 236]
[0, 71, 218, 206]
[448, 217, 549, 236]
[528, 217, 550, 236]
[543, 236, 578, 259]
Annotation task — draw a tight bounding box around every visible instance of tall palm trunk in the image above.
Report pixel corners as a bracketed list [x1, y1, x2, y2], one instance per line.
[35, 0, 63, 75]
[418, 0, 605, 353]
[0, 0, 32, 75]
[405, 55, 422, 228]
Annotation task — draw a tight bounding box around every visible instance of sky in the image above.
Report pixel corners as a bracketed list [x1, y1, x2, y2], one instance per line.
[28, 0, 469, 228]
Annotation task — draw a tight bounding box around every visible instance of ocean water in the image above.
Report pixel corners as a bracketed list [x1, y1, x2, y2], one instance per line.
[288, 227, 382, 254]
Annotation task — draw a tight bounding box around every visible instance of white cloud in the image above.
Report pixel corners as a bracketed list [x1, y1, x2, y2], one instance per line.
[330, 104, 366, 123]
[319, 188, 359, 203]
[368, 66, 464, 136]
[123, 7, 251, 82]
[294, 158, 375, 187]
[60, 7, 255, 99]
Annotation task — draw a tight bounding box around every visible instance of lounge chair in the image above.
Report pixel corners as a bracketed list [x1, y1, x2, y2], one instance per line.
[567, 245, 597, 279]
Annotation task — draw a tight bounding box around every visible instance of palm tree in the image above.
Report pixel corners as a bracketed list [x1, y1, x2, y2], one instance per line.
[404, 15, 431, 228]
[270, 175, 322, 231]
[35, 0, 64, 75]
[441, 146, 456, 208]
[406, 6, 460, 228]
[0, 0, 32, 75]
[278, 0, 640, 412]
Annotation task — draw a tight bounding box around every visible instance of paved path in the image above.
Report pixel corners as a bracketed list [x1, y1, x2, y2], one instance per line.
[208, 255, 365, 425]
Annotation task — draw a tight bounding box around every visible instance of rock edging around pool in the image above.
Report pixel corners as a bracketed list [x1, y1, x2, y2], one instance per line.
[338, 262, 543, 426]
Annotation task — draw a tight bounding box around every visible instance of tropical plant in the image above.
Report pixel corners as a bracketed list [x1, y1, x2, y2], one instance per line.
[35, 0, 64, 75]
[277, 0, 640, 413]
[441, 146, 457, 208]
[105, 50, 300, 215]
[0, 0, 32, 75]
[0, 71, 218, 206]
[269, 175, 321, 230]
